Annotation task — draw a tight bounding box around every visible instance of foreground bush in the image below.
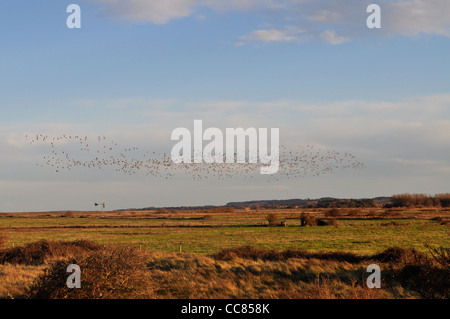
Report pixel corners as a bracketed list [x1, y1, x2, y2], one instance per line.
[394, 246, 450, 298]
[372, 247, 427, 264]
[27, 245, 154, 299]
[0, 240, 102, 265]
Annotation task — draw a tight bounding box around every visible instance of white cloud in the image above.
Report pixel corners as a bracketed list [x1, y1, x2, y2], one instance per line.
[96, 0, 278, 24]
[385, 0, 450, 36]
[204, 0, 281, 12]
[309, 10, 342, 23]
[319, 30, 350, 44]
[93, 0, 450, 44]
[238, 28, 304, 44]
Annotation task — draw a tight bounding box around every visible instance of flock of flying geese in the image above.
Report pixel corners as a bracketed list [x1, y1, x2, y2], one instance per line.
[26, 134, 364, 181]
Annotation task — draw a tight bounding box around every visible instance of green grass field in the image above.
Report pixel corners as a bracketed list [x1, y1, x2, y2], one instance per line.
[1, 209, 449, 255]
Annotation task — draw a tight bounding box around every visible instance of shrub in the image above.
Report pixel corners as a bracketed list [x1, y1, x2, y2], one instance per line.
[428, 246, 450, 268]
[394, 247, 450, 299]
[266, 213, 280, 227]
[317, 218, 338, 226]
[26, 245, 154, 299]
[398, 264, 449, 298]
[372, 247, 427, 264]
[300, 213, 317, 226]
[325, 208, 341, 217]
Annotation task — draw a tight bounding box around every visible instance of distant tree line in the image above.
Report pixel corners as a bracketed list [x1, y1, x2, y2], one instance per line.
[157, 206, 235, 214]
[389, 193, 450, 208]
[227, 198, 376, 209]
[316, 198, 375, 208]
[133, 193, 450, 212]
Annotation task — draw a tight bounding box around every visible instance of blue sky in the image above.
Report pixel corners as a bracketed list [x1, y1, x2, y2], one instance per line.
[1, 0, 450, 212]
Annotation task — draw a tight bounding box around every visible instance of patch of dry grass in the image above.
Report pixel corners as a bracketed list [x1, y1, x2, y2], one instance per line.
[0, 240, 102, 265]
[0, 231, 6, 249]
[0, 264, 45, 299]
[146, 252, 390, 299]
[0, 240, 447, 299]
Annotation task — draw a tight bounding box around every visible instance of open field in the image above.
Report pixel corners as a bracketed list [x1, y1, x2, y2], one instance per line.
[0, 208, 449, 299]
[1, 208, 449, 254]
